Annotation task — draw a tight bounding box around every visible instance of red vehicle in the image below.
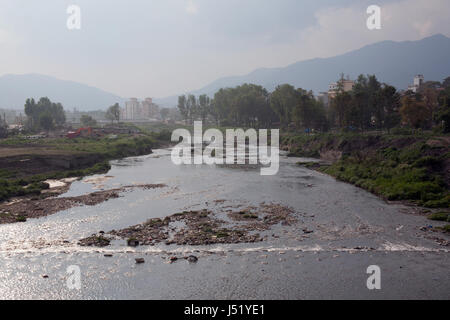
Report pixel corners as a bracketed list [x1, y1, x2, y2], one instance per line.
[66, 127, 93, 139]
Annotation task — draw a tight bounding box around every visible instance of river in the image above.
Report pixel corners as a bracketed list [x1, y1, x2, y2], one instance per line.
[0, 149, 449, 299]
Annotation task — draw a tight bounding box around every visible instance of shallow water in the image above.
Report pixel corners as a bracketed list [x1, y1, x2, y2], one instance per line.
[0, 149, 449, 299]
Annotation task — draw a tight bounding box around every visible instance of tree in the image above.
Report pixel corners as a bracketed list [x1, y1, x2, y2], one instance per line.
[292, 89, 313, 128]
[399, 95, 431, 129]
[442, 76, 450, 88]
[106, 103, 121, 124]
[187, 95, 197, 124]
[51, 102, 66, 126]
[24, 98, 37, 128]
[212, 88, 233, 125]
[350, 74, 381, 131]
[177, 95, 188, 123]
[421, 87, 439, 127]
[198, 95, 211, 123]
[24, 97, 66, 132]
[0, 115, 8, 138]
[379, 85, 401, 132]
[435, 86, 450, 132]
[80, 115, 97, 127]
[39, 112, 54, 132]
[270, 84, 297, 127]
[228, 84, 273, 128]
[331, 91, 352, 128]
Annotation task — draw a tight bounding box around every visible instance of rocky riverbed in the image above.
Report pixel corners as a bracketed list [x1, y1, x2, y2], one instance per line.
[79, 201, 297, 247]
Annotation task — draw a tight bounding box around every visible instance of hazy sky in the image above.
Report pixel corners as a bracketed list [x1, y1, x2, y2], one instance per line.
[0, 0, 449, 98]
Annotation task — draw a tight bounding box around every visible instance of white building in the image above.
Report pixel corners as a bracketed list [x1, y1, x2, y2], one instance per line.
[408, 75, 425, 93]
[124, 98, 140, 120]
[122, 98, 160, 121]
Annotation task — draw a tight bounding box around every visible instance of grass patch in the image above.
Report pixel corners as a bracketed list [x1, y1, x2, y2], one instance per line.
[283, 132, 450, 208]
[427, 212, 450, 222]
[15, 215, 27, 222]
[0, 134, 158, 202]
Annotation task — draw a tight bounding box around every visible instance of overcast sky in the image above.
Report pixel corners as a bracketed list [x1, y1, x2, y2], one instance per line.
[0, 0, 449, 98]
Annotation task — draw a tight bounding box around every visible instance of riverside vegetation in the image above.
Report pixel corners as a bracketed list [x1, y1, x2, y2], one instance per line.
[282, 132, 450, 231]
[0, 95, 172, 203]
[0, 132, 168, 202]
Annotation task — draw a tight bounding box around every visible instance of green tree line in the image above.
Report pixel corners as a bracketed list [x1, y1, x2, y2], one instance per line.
[178, 75, 450, 133]
[24, 97, 66, 132]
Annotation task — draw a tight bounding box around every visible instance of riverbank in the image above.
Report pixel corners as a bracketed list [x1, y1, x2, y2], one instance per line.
[0, 133, 165, 203]
[0, 183, 166, 224]
[281, 132, 450, 229]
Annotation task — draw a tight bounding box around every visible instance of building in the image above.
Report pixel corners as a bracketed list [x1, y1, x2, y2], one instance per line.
[328, 78, 355, 99]
[121, 98, 160, 121]
[124, 98, 140, 120]
[407, 74, 425, 93]
[141, 98, 160, 119]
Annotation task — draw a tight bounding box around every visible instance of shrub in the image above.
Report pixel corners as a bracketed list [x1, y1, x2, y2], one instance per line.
[427, 212, 450, 222]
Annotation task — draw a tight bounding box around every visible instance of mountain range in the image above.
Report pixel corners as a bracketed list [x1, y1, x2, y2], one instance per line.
[1, 34, 449, 111]
[154, 34, 450, 106]
[0, 73, 125, 111]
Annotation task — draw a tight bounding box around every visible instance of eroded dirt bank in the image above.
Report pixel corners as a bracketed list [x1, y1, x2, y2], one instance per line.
[282, 134, 450, 209]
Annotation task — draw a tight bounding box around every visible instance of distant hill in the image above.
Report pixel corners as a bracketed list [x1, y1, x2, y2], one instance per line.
[0, 73, 125, 111]
[154, 34, 450, 107]
[2, 34, 450, 110]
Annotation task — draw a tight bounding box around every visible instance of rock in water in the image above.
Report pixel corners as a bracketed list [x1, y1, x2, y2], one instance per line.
[187, 255, 198, 263]
[128, 239, 140, 247]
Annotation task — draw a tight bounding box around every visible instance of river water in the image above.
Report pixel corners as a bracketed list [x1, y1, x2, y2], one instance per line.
[0, 149, 449, 299]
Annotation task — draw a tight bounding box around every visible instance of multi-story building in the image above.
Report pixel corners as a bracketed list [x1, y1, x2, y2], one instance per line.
[141, 98, 160, 119]
[328, 78, 355, 99]
[122, 98, 160, 121]
[407, 74, 425, 93]
[124, 98, 140, 120]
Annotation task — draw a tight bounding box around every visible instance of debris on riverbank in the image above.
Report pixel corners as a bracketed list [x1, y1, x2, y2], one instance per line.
[0, 183, 166, 224]
[78, 202, 297, 247]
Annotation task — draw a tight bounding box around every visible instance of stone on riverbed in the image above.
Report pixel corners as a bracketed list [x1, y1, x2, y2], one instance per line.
[186, 255, 198, 263]
[127, 238, 140, 247]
